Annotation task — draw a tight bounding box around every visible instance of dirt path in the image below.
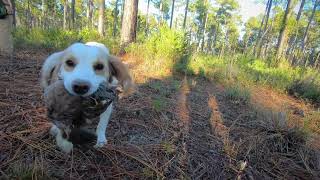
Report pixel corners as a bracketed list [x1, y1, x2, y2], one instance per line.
[0, 51, 319, 179]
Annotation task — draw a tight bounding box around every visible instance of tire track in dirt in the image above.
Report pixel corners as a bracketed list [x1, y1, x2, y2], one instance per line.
[174, 77, 231, 179]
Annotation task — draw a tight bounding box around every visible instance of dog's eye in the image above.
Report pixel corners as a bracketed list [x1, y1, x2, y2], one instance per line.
[66, 59, 75, 67]
[94, 63, 104, 71]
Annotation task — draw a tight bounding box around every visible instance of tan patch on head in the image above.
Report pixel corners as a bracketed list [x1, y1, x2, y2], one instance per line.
[93, 59, 109, 77]
[63, 56, 78, 72]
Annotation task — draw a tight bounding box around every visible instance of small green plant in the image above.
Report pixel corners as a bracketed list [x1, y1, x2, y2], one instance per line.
[142, 167, 155, 178]
[225, 84, 251, 104]
[161, 141, 176, 154]
[149, 81, 163, 91]
[13, 27, 121, 53]
[303, 111, 320, 134]
[152, 97, 167, 111]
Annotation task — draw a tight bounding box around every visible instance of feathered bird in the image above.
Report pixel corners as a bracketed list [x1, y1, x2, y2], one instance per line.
[44, 80, 118, 143]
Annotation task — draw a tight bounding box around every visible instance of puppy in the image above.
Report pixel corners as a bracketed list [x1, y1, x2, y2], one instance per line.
[40, 42, 134, 153]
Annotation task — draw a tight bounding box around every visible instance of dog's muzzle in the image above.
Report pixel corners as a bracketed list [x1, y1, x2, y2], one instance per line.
[72, 80, 91, 95]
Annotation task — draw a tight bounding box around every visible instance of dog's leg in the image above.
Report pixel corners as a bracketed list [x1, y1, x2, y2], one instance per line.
[94, 103, 113, 148]
[50, 125, 73, 153]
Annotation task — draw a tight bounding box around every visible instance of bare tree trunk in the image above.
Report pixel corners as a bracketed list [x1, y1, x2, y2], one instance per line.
[27, 0, 31, 29]
[63, 0, 68, 30]
[254, 0, 272, 57]
[112, 0, 120, 37]
[275, 0, 293, 60]
[212, 23, 219, 54]
[301, 0, 318, 56]
[257, 0, 272, 57]
[70, 0, 75, 29]
[183, 0, 189, 29]
[98, 0, 105, 36]
[120, 0, 125, 28]
[0, 1, 13, 55]
[87, 0, 93, 28]
[208, 25, 216, 53]
[200, 12, 208, 52]
[10, 0, 15, 27]
[169, 0, 175, 29]
[145, 0, 150, 35]
[286, 0, 305, 59]
[159, 0, 163, 25]
[120, 0, 138, 52]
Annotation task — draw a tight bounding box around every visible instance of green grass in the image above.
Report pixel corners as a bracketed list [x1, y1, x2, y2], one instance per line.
[152, 97, 167, 111]
[225, 84, 251, 104]
[127, 27, 188, 76]
[13, 27, 121, 53]
[13, 27, 320, 104]
[174, 53, 320, 104]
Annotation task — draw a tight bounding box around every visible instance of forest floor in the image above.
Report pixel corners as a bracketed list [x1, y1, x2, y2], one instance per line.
[0, 50, 320, 179]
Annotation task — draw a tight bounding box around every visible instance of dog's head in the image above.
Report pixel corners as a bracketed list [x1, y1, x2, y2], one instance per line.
[40, 42, 134, 96]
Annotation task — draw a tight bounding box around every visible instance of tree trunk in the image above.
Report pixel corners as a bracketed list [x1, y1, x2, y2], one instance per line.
[63, 0, 68, 30]
[145, 0, 150, 35]
[257, 0, 272, 57]
[70, 0, 75, 29]
[254, 0, 272, 57]
[120, 0, 139, 52]
[169, 0, 175, 29]
[286, 0, 305, 59]
[0, 0, 14, 55]
[212, 23, 219, 54]
[11, 0, 15, 27]
[41, 0, 46, 28]
[87, 0, 93, 28]
[301, 0, 318, 55]
[200, 12, 208, 52]
[183, 0, 189, 29]
[113, 0, 120, 37]
[120, 0, 125, 28]
[98, 0, 105, 36]
[208, 25, 216, 53]
[27, 0, 31, 29]
[275, 0, 293, 60]
[159, 0, 163, 25]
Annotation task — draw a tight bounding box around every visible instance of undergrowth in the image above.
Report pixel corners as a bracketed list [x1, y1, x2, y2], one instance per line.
[13, 27, 121, 53]
[225, 84, 251, 104]
[13, 27, 320, 104]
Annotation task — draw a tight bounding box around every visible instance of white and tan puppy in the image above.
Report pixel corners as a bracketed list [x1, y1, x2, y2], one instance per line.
[40, 42, 133, 153]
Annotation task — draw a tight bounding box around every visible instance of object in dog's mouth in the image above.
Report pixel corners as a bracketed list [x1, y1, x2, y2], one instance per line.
[44, 80, 118, 140]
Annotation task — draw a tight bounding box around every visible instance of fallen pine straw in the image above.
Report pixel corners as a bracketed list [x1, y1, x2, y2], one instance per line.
[0, 50, 319, 179]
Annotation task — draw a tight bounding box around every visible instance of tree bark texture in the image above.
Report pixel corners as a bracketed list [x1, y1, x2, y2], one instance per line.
[275, 0, 293, 60]
[120, 0, 138, 50]
[98, 0, 105, 36]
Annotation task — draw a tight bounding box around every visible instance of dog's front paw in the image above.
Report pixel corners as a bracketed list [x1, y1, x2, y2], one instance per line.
[94, 137, 107, 148]
[49, 125, 59, 136]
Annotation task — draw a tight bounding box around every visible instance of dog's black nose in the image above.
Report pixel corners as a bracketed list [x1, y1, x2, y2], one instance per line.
[72, 80, 90, 95]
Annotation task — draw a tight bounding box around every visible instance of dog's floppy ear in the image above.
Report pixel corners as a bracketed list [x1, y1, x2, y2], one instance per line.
[108, 55, 134, 95]
[40, 52, 63, 89]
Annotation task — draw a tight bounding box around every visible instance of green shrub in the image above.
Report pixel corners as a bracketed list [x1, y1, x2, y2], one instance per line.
[152, 97, 167, 111]
[225, 84, 251, 104]
[127, 26, 188, 75]
[13, 27, 121, 53]
[242, 59, 300, 90]
[288, 78, 320, 104]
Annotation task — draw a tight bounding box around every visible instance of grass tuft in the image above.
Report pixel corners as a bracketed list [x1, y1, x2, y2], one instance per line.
[225, 84, 251, 104]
